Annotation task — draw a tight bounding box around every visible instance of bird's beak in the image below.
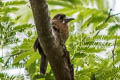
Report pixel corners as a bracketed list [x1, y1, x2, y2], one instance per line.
[64, 17, 74, 23]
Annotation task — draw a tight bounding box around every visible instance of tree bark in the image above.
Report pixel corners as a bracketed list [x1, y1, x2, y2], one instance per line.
[29, 0, 74, 80]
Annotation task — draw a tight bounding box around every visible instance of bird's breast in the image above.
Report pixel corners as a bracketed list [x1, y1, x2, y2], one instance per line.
[52, 20, 69, 42]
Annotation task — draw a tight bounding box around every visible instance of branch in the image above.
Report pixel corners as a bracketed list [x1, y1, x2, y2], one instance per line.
[94, 9, 120, 37]
[93, 9, 113, 37]
[104, 9, 120, 23]
[91, 73, 96, 80]
[112, 36, 117, 68]
[29, 0, 74, 80]
[104, 9, 112, 23]
[111, 12, 120, 17]
[4, 50, 27, 67]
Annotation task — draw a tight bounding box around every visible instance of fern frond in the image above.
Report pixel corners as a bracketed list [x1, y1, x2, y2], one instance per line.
[4, 1, 27, 6]
[47, 0, 73, 8]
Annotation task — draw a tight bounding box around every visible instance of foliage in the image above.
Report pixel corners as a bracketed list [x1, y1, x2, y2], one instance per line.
[0, 0, 33, 47]
[0, 73, 15, 80]
[0, 0, 33, 79]
[1, 0, 120, 80]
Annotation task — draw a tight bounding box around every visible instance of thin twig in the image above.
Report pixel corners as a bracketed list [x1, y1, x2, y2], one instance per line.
[4, 50, 28, 67]
[2, 45, 3, 57]
[3, 50, 28, 58]
[104, 9, 120, 23]
[91, 73, 96, 80]
[93, 9, 113, 37]
[112, 36, 117, 68]
[104, 9, 112, 23]
[94, 9, 120, 37]
[111, 12, 120, 17]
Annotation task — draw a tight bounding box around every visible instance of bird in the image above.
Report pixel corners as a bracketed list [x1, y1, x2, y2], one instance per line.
[33, 14, 74, 75]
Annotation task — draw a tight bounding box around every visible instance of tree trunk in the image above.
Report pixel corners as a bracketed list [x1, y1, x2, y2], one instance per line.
[29, 0, 74, 80]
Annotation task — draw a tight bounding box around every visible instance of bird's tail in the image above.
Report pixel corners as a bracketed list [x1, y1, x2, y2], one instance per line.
[33, 38, 39, 52]
[33, 38, 48, 74]
[40, 54, 48, 74]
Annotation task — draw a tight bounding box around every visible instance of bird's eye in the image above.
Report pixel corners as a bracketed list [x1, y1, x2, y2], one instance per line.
[58, 16, 63, 20]
[58, 16, 61, 19]
[58, 15, 66, 20]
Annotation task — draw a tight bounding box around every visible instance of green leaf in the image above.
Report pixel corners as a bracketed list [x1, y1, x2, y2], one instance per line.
[0, 7, 19, 13]
[108, 25, 120, 35]
[4, 1, 27, 6]
[13, 24, 33, 32]
[74, 53, 87, 58]
[13, 51, 32, 64]
[25, 53, 40, 67]
[47, 1, 73, 8]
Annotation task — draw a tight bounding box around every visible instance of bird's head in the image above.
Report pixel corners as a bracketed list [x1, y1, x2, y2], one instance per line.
[52, 14, 74, 24]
